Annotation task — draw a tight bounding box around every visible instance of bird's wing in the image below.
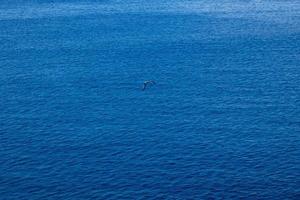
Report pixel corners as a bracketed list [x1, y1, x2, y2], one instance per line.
[142, 83, 147, 90]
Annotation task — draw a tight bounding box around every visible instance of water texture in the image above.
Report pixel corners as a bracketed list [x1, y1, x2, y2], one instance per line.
[1, 0, 300, 199]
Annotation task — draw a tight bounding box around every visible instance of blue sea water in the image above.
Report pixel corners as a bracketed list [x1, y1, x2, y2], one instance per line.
[0, 0, 300, 199]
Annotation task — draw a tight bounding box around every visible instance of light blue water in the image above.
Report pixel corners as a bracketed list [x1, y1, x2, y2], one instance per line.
[1, 0, 300, 199]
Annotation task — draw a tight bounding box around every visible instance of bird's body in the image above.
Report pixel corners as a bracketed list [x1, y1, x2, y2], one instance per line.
[142, 80, 155, 91]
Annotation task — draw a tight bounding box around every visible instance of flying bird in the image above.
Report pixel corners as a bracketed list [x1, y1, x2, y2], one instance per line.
[142, 80, 156, 91]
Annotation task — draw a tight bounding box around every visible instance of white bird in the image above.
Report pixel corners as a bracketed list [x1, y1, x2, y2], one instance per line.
[142, 80, 156, 91]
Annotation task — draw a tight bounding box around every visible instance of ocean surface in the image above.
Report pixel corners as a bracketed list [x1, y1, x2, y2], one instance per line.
[1, 0, 300, 199]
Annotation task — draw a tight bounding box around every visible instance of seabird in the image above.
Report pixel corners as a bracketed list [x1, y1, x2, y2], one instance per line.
[142, 80, 155, 91]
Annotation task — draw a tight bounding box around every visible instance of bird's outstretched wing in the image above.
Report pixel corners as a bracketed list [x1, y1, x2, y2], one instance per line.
[142, 83, 147, 91]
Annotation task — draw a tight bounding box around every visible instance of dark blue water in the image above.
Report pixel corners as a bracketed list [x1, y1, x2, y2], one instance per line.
[1, 0, 300, 199]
